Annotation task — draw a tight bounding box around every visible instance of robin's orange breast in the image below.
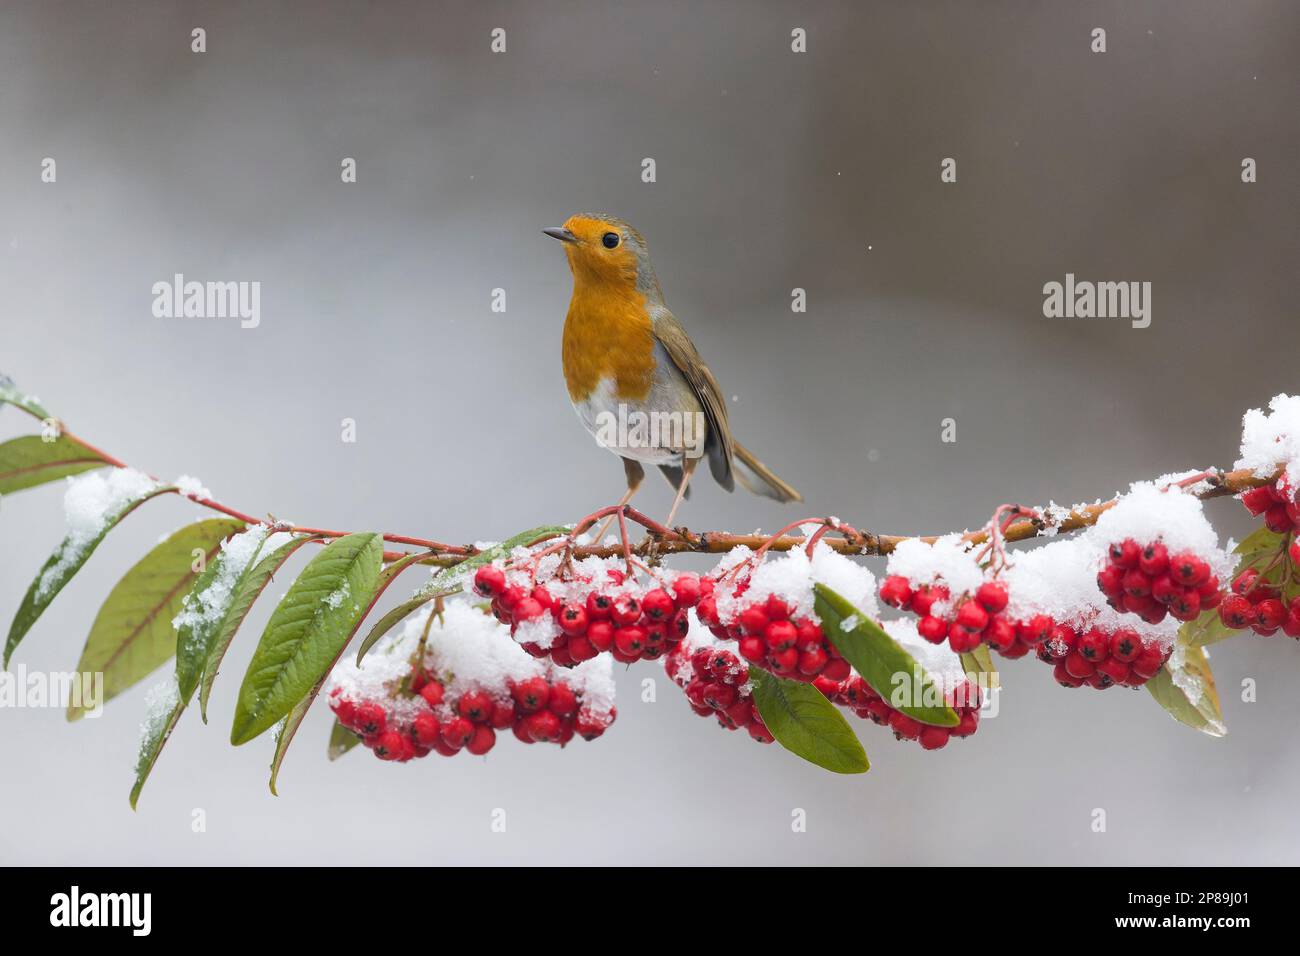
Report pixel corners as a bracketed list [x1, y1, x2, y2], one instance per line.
[561, 283, 658, 404]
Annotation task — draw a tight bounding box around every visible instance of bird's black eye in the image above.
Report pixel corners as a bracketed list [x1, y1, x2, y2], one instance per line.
[601, 232, 620, 249]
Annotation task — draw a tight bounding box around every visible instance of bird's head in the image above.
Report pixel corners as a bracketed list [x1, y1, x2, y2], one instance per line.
[543, 214, 661, 300]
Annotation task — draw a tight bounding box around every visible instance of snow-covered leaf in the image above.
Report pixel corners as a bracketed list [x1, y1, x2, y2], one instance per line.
[814, 583, 960, 728]
[1147, 641, 1226, 737]
[266, 549, 427, 791]
[68, 518, 245, 721]
[0, 435, 108, 495]
[129, 676, 183, 809]
[0, 375, 52, 420]
[5, 473, 171, 667]
[230, 533, 382, 745]
[196, 533, 320, 722]
[750, 668, 868, 774]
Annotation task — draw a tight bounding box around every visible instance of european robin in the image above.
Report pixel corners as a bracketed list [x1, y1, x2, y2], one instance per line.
[544, 213, 801, 531]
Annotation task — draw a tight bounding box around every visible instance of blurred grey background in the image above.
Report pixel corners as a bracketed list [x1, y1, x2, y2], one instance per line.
[1, 0, 1297, 865]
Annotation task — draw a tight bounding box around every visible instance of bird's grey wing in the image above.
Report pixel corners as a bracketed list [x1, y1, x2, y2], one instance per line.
[651, 309, 735, 491]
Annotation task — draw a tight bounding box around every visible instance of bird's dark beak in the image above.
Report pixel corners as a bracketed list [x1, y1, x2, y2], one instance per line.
[543, 226, 578, 244]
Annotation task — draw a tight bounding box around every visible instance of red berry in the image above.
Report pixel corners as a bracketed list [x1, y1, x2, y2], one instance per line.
[457, 690, 493, 723]
[1078, 629, 1109, 661]
[473, 564, 506, 597]
[947, 623, 982, 653]
[354, 701, 386, 737]
[523, 709, 562, 742]
[610, 594, 641, 625]
[985, 615, 1017, 652]
[1096, 564, 1125, 597]
[440, 717, 474, 750]
[911, 585, 947, 617]
[1097, 656, 1130, 683]
[466, 725, 496, 755]
[568, 635, 597, 661]
[880, 575, 913, 609]
[1017, 615, 1053, 645]
[576, 706, 614, 739]
[795, 619, 824, 651]
[738, 604, 770, 635]
[797, 648, 828, 675]
[1109, 627, 1141, 662]
[1122, 568, 1152, 598]
[769, 647, 799, 674]
[511, 597, 545, 624]
[671, 573, 702, 608]
[331, 694, 357, 727]
[765, 595, 794, 620]
[917, 615, 948, 643]
[641, 588, 675, 621]
[1240, 485, 1277, 516]
[1053, 662, 1084, 688]
[975, 580, 1009, 614]
[1218, 594, 1256, 629]
[1254, 598, 1286, 631]
[765, 619, 798, 650]
[586, 590, 614, 620]
[821, 658, 851, 681]
[412, 711, 441, 746]
[1264, 503, 1293, 533]
[586, 619, 615, 651]
[557, 603, 588, 635]
[1150, 574, 1180, 605]
[1138, 542, 1169, 577]
[1289, 540, 1300, 567]
[703, 682, 737, 710]
[1169, 552, 1210, 587]
[373, 730, 409, 761]
[1109, 538, 1140, 568]
[512, 676, 550, 713]
[737, 636, 766, 662]
[1282, 612, 1300, 638]
[955, 601, 989, 633]
[548, 682, 578, 717]
[530, 585, 555, 609]
[888, 712, 922, 740]
[1168, 589, 1202, 621]
[614, 625, 646, 657]
[490, 701, 515, 729]
[918, 726, 950, 750]
[1064, 652, 1096, 679]
[1131, 644, 1165, 679]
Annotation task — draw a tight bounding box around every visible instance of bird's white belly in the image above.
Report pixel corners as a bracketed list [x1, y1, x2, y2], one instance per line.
[572, 377, 687, 466]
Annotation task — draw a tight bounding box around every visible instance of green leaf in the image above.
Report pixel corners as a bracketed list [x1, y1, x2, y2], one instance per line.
[269, 689, 318, 796]
[814, 583, 960, 727]
[1147, 641, 1227, 737]
[1182, 607, 1237, 648]
[230, 532, 383, 745]
[67, 517, 245, 720]
[0, 435, 108, 495]
[327, 718, 362, 760]
[130, 531, 318, 807]
[1183, 527, 1290, 648]
[129, 681, 185, 810]
[5, 480, 172, 667]
[1233, 526, 1285, 571]
[196, 533, 319, 722]
[266, 548, 426, 791]
[959, 643, 1000, 689]
[750, 668, 868, 774]
[0, 375, 52, 420]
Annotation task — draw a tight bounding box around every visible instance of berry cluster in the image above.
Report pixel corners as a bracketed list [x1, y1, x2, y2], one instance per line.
[664, 632, 773, 744]
[696, 580, 852, 682]
[325, 601, 617, 763]
[1033, 620, 1170, 689]
[1218, 568, 1300, 637]
[1240, 478, 1300, 536]
[472, 562, 701, 666]
[329, 666, 616, 762]
[815, 672, 981, 750]
[879, 575, 1036, 658]
[1095, 538, 1223, 624]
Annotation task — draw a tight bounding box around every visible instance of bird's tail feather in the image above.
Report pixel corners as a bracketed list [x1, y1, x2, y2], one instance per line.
[732, 442, 802, 503]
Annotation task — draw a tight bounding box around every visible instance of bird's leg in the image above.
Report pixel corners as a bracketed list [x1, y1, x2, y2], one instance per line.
[591, 458, 645, 545]
[662, 456, 697, 530]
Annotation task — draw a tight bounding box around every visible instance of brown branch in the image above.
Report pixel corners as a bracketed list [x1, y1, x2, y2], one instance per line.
[15, 405, 1270, 574]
